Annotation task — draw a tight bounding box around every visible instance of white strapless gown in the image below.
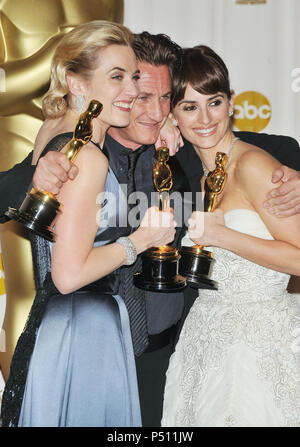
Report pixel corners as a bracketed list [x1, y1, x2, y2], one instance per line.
[162, 209, 300, 427]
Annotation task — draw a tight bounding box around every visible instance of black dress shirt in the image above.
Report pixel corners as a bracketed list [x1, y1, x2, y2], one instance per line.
[103, 134, 154, 207]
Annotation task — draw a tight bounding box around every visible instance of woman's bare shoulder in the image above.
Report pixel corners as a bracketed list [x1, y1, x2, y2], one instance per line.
[67, 142, 108, 186]
[56, 142, 108, 206]
[75, 141, 108, 165]
[235, 142, 281, 181]
[232, 142, 282, 211]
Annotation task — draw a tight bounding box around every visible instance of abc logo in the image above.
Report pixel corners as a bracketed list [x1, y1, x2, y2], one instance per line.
[233, 91, 271, 132]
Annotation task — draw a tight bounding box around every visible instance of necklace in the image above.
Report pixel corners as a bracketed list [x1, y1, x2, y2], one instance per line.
[202, 136, 240, 177]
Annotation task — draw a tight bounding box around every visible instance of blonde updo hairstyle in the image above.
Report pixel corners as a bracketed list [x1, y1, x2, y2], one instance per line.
[42, 20, 133, 119]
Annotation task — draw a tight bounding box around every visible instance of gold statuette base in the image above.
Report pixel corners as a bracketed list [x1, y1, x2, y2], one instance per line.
[6, 189, 60, 242]
[179, 245, 218, 290]
[134, 245, 186, 292]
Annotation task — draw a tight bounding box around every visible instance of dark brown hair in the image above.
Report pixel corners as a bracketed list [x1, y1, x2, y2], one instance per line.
[132, 31, 181, 79]
[171, 45, 232, 108]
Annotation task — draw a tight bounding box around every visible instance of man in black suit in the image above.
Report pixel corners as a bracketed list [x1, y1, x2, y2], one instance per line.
[1, 32, 300, 426]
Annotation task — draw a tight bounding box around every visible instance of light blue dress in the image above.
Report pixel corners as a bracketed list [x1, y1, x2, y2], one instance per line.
[17, 136, 141, 427]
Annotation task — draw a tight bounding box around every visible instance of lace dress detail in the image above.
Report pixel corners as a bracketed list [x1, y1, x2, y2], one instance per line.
[162, 209, 300, 427]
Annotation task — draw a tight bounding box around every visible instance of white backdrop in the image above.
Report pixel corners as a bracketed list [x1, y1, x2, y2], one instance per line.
[124, 0, 300, 143]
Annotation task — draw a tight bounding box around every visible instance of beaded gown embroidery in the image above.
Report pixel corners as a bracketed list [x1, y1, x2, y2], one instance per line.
[162, 209, 300, 427]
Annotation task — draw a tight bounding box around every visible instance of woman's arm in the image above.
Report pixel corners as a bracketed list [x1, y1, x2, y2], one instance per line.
[51, 144, 176, 294]
[188, 150, 300, 276]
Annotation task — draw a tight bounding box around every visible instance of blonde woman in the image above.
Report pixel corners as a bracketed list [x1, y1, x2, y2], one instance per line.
[1, 21, 176, 427]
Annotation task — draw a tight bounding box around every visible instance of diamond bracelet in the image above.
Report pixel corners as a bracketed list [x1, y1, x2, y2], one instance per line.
[116, 236, 137, 265]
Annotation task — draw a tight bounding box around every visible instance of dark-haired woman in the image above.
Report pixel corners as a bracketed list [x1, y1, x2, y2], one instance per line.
[162, 45, 300, 427]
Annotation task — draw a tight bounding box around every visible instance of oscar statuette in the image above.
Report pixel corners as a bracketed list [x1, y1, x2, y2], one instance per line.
[179, 152, 229, 289]
[134, 147, 186, 292]
[6, 100, 102, 242]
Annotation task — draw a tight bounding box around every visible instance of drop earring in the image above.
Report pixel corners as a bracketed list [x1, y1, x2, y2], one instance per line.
[229, 110, 234, 117]
[75, 94, 85, 113]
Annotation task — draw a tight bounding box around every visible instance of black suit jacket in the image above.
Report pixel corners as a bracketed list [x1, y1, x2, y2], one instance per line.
[0, 152, 35, 223]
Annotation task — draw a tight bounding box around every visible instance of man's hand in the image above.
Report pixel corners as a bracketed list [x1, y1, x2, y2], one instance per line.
[264, 165, 300, 217]
[33, 151, 79, 195]
[155, 113, 183, 156]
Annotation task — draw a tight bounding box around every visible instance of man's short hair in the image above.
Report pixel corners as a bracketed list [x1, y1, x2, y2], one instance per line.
[132, 31, 181, 79]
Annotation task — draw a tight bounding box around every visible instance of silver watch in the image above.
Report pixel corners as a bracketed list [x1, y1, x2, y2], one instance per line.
[116, 236, 137, 266]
